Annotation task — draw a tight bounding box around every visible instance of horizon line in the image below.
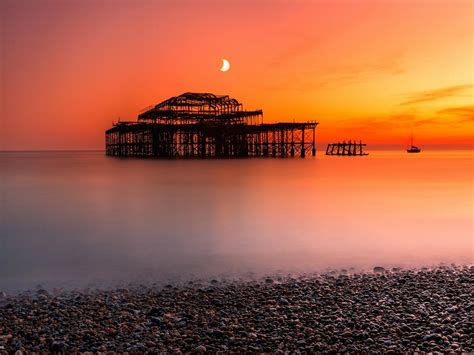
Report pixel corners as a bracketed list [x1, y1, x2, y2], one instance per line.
[1, 145, 473, 153]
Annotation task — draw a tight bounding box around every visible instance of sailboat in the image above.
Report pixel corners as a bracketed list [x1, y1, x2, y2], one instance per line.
[407, 135, 421, 153]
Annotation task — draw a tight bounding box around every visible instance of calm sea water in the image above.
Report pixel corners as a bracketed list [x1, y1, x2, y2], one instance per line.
[1, 151, 473, 291]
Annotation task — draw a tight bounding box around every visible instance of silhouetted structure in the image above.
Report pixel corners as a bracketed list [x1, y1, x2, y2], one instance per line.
[326, 141, 368, 156]
[106, 93, 318, 158]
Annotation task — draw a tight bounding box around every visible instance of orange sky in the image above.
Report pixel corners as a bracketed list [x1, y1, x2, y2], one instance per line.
[1, 0, 473, 150]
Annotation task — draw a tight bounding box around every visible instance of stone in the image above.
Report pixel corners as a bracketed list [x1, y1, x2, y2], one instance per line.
[194, 345, 207, 353]
[446, 306, 458, 313]
[50, 341, 66, 352]
[342, 330, 352, 338]
[147, 307, 162, 317]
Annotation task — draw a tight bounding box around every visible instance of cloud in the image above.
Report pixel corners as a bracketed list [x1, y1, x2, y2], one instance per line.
[438, 105, 474, 115]
[331, 109, 473, 134]
[330, 114, 416, 133]
[437, 105, 474, 123]
[263, 56, 405, 93]
[329, 97, 474, 134]
[401, 84, 473, 105]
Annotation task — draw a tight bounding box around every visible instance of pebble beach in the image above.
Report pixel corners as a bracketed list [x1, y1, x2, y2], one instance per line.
[1, 266, 472, 353]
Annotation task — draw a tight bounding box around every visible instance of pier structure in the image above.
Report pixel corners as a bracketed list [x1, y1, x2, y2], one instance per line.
[106, 92, 318, 158]
[326, 141, 368, 156]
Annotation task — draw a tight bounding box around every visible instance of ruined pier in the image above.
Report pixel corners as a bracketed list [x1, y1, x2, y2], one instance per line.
[106, 93, 318, 158]
[326, 141, 368, 156]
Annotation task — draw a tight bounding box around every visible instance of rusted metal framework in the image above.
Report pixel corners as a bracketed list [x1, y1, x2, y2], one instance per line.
[326, 141, 368, 156]
[106, 92, 318, 158]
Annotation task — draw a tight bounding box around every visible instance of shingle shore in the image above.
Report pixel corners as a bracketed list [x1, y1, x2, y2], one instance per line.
[0, 266, 472, 353]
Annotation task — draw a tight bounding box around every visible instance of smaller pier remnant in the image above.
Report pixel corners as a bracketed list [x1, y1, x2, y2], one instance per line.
[326, 141, 368, 156]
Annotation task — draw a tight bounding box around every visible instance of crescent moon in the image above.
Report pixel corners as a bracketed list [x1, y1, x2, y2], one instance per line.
[220, 58, 230, 72]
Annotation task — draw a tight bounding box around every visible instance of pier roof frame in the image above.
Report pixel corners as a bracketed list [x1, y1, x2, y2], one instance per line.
[138, 92, 262, 124]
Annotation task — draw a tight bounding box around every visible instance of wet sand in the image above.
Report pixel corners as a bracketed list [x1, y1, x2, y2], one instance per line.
[0, 266, 472, 353]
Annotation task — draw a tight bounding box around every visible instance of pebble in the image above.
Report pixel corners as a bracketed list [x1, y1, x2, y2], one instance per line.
[194, 345, 207, 352]
[0, 266, 471, 353]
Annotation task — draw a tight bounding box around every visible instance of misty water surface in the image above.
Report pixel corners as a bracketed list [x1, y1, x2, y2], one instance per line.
[0, 151, 472, 291]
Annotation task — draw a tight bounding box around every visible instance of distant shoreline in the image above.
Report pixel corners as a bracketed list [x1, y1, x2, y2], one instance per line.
[1, 265, 471, 353]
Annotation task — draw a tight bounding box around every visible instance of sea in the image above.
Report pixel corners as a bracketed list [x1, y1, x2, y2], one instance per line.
[0, 150, 472, 291]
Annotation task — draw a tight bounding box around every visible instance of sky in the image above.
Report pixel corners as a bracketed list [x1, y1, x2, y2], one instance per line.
[1, 0, 473, 150]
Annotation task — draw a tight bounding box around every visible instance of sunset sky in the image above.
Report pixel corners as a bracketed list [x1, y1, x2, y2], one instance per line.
[1, 0, 473, 150]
